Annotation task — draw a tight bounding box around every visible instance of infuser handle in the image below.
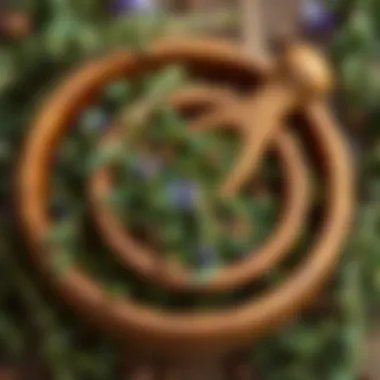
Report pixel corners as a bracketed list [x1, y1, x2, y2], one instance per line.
[220, 43, 333, 196]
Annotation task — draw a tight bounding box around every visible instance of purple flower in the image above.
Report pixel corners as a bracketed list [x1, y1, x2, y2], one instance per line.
[302, 0, 335, 34]
[80, 108, 109, 133]
[167, 179, 199, 211]
[194, 246, 217, 269]
[131, 155, 162, 180]
[111, 0, 156, 14]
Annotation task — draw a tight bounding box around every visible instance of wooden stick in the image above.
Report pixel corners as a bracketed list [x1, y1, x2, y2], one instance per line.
[261, 0, 301, 44]
[240, 0, 301, 58]
[240, 0, 266, 57]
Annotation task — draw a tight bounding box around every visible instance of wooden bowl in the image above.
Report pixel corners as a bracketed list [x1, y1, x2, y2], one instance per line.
[17, 37, 354, 356]
[88, 84, 310, 293]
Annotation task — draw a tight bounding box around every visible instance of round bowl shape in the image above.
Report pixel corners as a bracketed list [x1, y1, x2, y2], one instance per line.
[18, 37, 354, 356]
[88, 84, 310, 293]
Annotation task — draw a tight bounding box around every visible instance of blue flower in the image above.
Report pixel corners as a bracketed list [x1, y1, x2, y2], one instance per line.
[302, 0, 335, 34]
[130, 155, 162, 180]
[111, 0, 156, 14]
[166, 179, 199, 211]
[80, 108, 109, 133]
[194, 245, 217, 269]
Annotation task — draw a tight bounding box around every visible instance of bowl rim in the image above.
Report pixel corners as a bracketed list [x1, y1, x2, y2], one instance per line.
[17, 36, 354, 355]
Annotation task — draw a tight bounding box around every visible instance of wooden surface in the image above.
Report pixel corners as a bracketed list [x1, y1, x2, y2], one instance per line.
[261, 0, 301, 42]
[0, 368, 17, 380]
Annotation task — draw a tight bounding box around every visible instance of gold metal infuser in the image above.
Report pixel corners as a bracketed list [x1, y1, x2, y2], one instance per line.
[18, 36, 353, 356]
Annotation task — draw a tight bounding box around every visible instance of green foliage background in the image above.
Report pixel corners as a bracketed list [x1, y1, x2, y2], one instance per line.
[0, 0, 379, 379]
